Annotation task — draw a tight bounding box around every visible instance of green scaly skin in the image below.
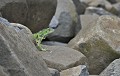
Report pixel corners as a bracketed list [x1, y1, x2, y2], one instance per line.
[33, 28, 54, 51]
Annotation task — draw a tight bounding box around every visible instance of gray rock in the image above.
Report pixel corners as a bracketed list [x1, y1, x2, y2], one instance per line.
[85, 7, 113, 15]
[60, 65, 89, 76]
[68, 15, 120, 74]
[0, 0, 57, 33]
[41, 45, 87, 71]
[48, 12, 75, 43]
[0, 0, 28, 25]
[72, 0, 87, 15]
[79, 65, 89, 76]
[10, 23, 33, 40]
[100, 58, 120, 76]
[25, 0, 57, 33]
[49, 68, 60, 76]
[0, 18, 51, 76]
[42, 41, 67, 46]
[80, 15, 99, 29]
[54, 0, 81, 38]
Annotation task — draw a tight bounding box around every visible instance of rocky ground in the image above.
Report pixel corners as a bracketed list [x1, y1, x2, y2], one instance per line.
[0, 0, 120, 76]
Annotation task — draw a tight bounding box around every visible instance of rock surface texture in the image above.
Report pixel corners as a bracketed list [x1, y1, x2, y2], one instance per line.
[80, 14, 99, 29]
[68, 15, 120, 74]
[1, 0, 120, 76]
[100, 58, 120, 76]
[0, 66, 9, 76]
[47, 0, 81, 42]
[41, 45, 87, 71]
[0, 0, 57, 33]
[0, 18, 51, 76]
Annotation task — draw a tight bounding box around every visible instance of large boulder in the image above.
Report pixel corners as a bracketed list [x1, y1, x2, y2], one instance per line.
[0, 0, 57, 33]
[41, 45, 87, 71]
[0, 0, 27, 24]
[68, 15, 120, 74]
[0, 17, 51, 76]
[48, 0, 81, 42]
[100, 58, 120, 76]
[25, 0, 57, 33]
[48, 12, 76, 43]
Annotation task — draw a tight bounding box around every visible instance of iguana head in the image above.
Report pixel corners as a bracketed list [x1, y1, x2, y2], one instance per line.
[42, 28, 54, 36]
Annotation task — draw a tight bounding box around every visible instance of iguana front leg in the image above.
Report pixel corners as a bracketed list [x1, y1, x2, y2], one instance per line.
[35, 37, 47, 51]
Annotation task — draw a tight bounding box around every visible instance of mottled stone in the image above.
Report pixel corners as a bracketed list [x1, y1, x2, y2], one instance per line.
[48, 12, 75, 43]
[0, 0, 57, 33]
[48, 0, 81, 42]
[100, 58, 120, 76]
[0, 18, 51, 76]
[68, 15, 120, 74]
[41, 45, 87, 71]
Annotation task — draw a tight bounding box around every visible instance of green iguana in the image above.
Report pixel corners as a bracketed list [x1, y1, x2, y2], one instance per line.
[33, 28, 54, 51]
